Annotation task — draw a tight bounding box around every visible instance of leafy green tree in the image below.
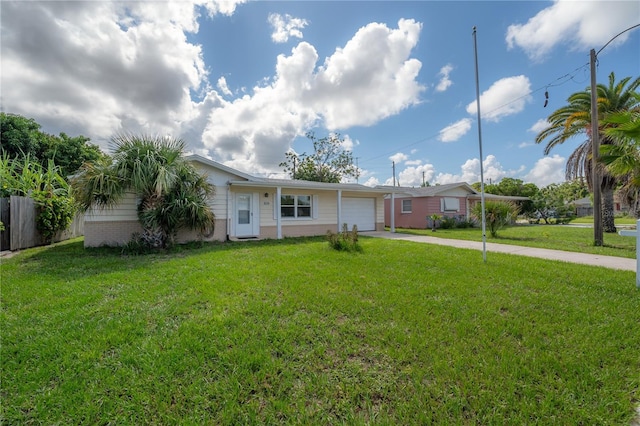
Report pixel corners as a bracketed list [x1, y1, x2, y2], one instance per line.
[71, 134, 215, 248]
[280, 132, 359, 183]
[535, 72, 640, 233]
[530, 182, 583, 224]
[1, 113, 103, 177]
[480, 178, 539, 215]
[37, 132, 103, 178]
[471, 200, 518, 237]
[1, 113, 42, 159]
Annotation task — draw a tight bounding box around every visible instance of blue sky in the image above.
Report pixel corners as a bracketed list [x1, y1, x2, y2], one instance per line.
[2, 1, 639, 188]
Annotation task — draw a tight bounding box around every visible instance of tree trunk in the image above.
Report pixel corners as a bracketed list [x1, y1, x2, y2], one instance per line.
[601, 184, 616, 233]
[627, 190, 640, 219]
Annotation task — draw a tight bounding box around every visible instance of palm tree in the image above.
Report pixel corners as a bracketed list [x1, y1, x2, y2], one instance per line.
[72, 134, 215, 248]
[536, 72, 640, 232]
[600, 96, 640, 216]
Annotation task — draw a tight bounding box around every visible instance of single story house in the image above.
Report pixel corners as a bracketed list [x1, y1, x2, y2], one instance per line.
[571, 197, 593, 217]
[83, 155, 388, 247]
[381, 182, 529, 229]
[570, 193, 628, 217]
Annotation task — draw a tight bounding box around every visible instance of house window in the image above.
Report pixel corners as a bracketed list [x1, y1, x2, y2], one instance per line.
[402, 199, 412, 213]
[281, 194, 312, 218]
[441, 197, 460, 212]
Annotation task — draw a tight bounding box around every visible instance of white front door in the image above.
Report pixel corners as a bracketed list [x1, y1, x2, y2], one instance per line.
[235, 193, 254, 237]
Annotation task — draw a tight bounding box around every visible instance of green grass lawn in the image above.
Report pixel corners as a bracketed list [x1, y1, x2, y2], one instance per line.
[571, 216, 638, 225]
[396, 224, 637, 259]
[2, 237, 639, 424]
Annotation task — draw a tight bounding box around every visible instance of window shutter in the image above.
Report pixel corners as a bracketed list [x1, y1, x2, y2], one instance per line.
[312, 195, 319, 219]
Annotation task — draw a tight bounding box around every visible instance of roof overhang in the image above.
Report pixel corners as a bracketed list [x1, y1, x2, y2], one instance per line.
[469, 194, 530, 201]
[229, 179, 390, 193]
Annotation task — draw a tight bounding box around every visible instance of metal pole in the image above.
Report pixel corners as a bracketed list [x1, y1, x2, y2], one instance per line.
[473, 26, 487, 263]
[590, 49, 603, 246]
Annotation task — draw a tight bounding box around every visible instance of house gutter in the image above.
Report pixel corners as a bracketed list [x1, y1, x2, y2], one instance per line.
[276, 186, 282, 239]
[226, 182, 230, 241]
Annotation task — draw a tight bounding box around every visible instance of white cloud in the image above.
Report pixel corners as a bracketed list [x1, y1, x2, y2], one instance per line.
[529, 118, 550, 133]
[217, 76, 233, 96]
[389, 152, 409, 164]
[363, 176, 380, 187]
[524, 154, 566, 187]
[268, 13, 309, 43]
[0, 1, 246, 146]
[340, 134, 358, 151]
[2, 6, 425, 176]
[392, 163, 436, 187]
[466, 75, 532, 122]
[202, 19, 425, 174]
[506, 0, 640, 61]
[518, 142, 534, 149]
[405, 159, 422, 166]
[313, 19, 424, 129]
[438, 118, 473, 142]
[435, 64, 453, 92]
[435, 155, 509, 185]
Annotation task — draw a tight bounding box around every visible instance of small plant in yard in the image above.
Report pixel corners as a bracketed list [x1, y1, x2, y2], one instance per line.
[326, 223, 361, 251]
[439, 216, 457, 229]
[472, 200, 519, 237]
[429, 214, 441, 231]
[120, 232, 160, 255]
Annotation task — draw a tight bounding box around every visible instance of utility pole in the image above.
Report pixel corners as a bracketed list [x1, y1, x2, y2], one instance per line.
[392, 161, 396, 187]
[422, 171, 425, 186]
[590, 48, 603, 246]
[473, 26, 487, 263]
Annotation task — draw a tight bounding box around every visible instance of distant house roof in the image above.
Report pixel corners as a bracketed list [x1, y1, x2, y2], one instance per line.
[571, 197, 592, 206]
[469, 193, 530, 201]
[378, 182, 529, 201]
[377, 182, 477, 197]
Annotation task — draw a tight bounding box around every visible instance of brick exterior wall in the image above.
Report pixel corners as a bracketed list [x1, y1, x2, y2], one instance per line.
[84, 218, 228, 247]
[84, 220, 143, 247]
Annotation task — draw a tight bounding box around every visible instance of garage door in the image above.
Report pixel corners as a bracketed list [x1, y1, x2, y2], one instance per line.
[342, 198, 376, 231]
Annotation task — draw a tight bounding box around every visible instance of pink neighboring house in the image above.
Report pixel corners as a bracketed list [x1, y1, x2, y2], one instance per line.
[382, 183, 528, 229]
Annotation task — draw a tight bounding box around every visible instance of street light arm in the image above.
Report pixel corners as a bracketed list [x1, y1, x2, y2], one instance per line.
[596, 23, 640, 56]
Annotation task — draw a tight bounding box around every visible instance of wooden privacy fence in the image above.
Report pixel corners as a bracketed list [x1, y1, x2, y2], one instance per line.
[0, 196, 84, 251]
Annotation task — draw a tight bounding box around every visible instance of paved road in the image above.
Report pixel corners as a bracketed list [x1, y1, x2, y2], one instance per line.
[365, 231, 636, 272]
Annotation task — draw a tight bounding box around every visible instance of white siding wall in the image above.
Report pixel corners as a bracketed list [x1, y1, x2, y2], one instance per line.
[257, 190, 340, 226]
[85, 192, 139, 222]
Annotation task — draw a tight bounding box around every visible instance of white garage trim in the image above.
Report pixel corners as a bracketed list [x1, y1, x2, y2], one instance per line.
[341, 197, 376, 231]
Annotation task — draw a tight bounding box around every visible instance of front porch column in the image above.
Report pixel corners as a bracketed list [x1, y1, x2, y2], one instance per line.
[337, 189, 342, 232]
[390, 192, 395, 233]
[276, 186, 282, 239]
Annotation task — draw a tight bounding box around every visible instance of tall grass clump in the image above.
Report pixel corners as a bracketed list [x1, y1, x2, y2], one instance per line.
[326, 223, 361, 251]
